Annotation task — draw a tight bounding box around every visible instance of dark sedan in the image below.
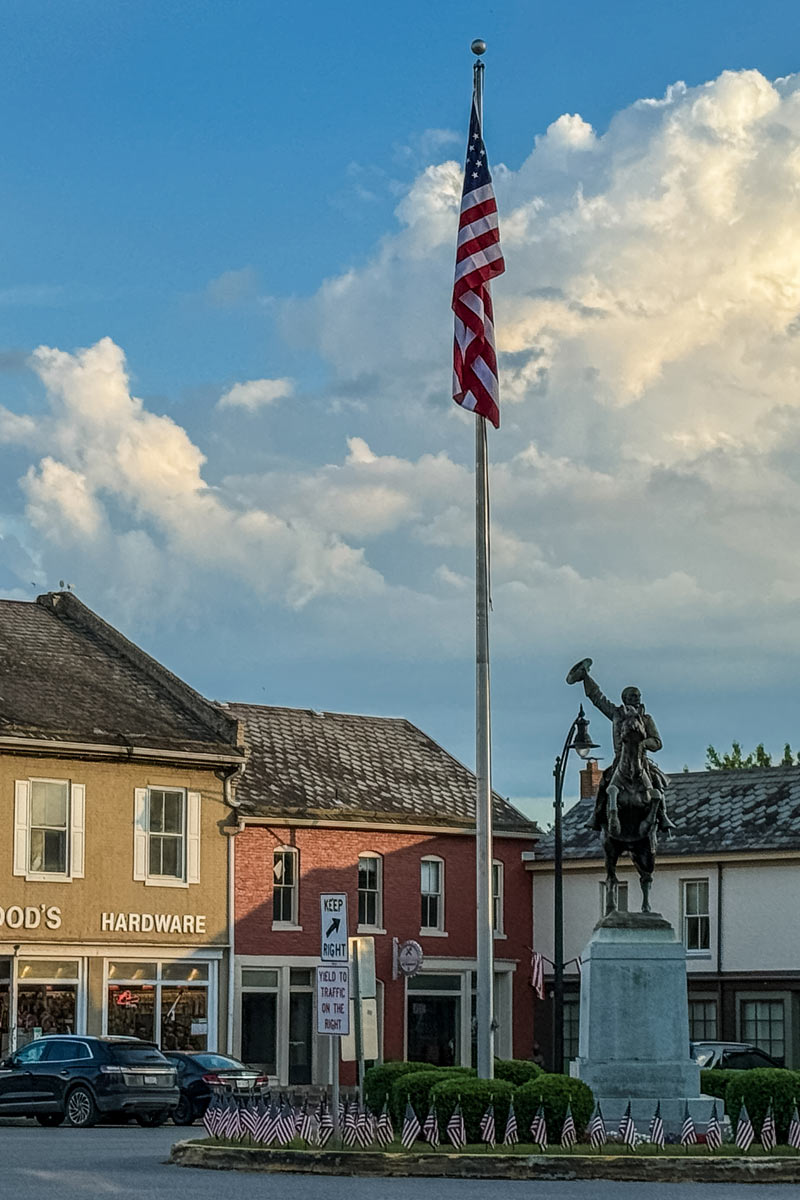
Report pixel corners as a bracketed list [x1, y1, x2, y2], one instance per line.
[162, 1051, 270, 1124]
[0, 1035, 178, 1127]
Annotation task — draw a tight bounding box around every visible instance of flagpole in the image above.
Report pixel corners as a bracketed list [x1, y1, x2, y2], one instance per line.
[471, 38, 495, 1081]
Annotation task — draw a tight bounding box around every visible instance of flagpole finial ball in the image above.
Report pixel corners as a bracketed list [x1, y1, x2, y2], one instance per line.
[471, 39, 487, 56]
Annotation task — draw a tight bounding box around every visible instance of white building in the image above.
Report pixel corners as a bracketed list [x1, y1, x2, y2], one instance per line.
[527, 763, 800, 1071]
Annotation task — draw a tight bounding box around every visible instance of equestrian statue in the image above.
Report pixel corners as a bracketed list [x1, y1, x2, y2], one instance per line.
[566, 658, 675, 915]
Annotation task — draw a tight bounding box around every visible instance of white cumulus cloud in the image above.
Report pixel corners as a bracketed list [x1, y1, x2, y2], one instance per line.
[218, 377, 295, 411]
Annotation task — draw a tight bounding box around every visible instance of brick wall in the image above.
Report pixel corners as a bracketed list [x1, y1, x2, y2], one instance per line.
[234, 822, 536, 1068]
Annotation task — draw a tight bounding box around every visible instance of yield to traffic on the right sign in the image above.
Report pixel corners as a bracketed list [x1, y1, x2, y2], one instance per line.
[320, 892, 349, 961]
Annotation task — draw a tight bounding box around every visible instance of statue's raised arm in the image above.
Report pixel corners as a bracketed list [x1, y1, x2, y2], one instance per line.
[566, 657, 616, 722]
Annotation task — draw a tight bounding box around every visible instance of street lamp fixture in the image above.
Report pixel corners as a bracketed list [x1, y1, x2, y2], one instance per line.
[553, 704, 599, 1072]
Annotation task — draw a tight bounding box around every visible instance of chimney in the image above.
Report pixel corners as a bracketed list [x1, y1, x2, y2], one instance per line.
[580, 759, 603, 800]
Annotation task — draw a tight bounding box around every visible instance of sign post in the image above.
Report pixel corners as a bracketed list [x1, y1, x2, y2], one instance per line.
[319, 893, 349, 1141]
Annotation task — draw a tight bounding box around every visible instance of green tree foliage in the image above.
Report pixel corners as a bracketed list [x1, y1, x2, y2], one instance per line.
[705, 742, 800, 770]
[514, 1074, 594, 1140]
[724, 1068, 800, 1140]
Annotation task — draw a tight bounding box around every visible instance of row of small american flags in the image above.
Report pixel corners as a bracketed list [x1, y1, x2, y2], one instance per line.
[202, 1092, 800, 1152]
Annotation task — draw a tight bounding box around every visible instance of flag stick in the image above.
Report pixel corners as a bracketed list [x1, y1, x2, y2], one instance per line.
[470, 39, 495, 1085]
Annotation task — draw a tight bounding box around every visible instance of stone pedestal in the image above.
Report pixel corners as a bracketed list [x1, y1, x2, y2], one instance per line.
[574, 910, 714, 1136]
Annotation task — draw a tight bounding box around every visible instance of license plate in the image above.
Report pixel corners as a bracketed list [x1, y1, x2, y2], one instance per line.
[144, 1074, 158, 1085]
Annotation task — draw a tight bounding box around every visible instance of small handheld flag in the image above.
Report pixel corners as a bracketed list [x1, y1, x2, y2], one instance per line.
[376, 1100, 394, 1148]
[760, 1101, 776, 1153]
[530, 1102, 548, 1150]
[560, 1100, 576, 1150]
[788, 1100, 800, 1151]
[735, 1102, 754, 1152]
[423, 1103, 440, 1149]
[588, 1103, 607, 1151]
[480, 1103, 496, 1149]
[401, 1100, 421, 1150]
[446, 1102, 466, 1150]
[648, 1101, 665, 1151]
[705, 1102, 722, 1152]
[503, 1099, 519, 1146]
[619, 1100, 637, 1151]
[680, 1102, 697, 1149]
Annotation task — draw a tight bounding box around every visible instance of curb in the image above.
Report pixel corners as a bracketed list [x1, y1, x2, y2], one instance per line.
[169, 1140, 800, 1182]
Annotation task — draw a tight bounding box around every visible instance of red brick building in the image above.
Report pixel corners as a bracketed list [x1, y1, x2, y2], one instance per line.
[226, 704, 539, 1087]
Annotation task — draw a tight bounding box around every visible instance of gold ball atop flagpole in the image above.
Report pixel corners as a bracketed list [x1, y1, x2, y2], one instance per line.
[471, 39, 486, 56]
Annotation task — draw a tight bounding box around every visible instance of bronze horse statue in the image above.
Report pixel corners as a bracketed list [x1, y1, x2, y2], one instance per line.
[602, 706, 666, 914]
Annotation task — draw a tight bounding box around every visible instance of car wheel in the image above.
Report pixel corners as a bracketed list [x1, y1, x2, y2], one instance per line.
[171, 1094, 195, 1125]
[135, 1109, 169, 1127]
[66, 1086, 98, 1128]
[36, 1113, 65, 1127]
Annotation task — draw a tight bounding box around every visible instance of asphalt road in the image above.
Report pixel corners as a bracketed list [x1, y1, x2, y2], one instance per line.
[2, 1124, 799, 1199]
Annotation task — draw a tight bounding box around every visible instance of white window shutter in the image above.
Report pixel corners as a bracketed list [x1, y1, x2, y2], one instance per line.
[186, 791, 201, 884]
[133, 788, 148, 881]
[13, 780, 30, 876]
[70, 783, 86, 878]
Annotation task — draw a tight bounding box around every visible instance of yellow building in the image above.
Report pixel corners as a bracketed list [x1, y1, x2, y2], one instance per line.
[0, 592, 244, 1054]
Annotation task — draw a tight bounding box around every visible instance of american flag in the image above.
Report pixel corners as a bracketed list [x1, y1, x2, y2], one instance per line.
[788, 1101, 800, 1151]
[297, 1100, 315, 1146]
[446, 1102, 466, 1150]
[401, 1100, 421, 1150]
[560, 1101, 576, 1150]
[423, 1103, 440, 1149]
[530, 1102, 548, 1149]
[224, 1097, 242, 1140]
[530, 952, 545, 1001]
[241, 1096, 259, 1141]
[452, 94, 505, 429]
[588, 1104, 607, 1150]
[376, 1101, 394, 1147]
[264, 1100, 280, 1145]
[503, 1099, 519, 1146]
[254, 1098, 272, 1145]
[619, 1100, 637, 1150]
[480, 1103, 496, 1149]
[681, 1102, 697, 1148]
[203, 1092, 221, 1138]
[277, 1101, 296, 1146]
[760, 1101, 776, 1153]
[648, 1101, 665, 1151]
[705, 1102, 722, 1152]
[342, 1101, 358, 1148]
[317, 1099, 334, 1147]
[735, 1102, 754, 1152]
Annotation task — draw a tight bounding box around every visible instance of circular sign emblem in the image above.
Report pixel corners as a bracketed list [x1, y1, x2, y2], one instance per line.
[397, 939, 424, 978]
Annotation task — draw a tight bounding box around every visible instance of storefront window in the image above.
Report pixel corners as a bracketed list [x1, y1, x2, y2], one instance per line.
[106, 960, 210, 1050]
[14, 959, 79, 1048]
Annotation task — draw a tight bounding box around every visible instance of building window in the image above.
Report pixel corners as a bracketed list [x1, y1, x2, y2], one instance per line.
[133, 788, 200, 886]
[563, 998, 580, 1069]
[15, 958, 80, 1049]
[273, 848, 298, 924]
[420, 857, 444, 932]
[106, 960, 210, 1051]
[492, 861, 504, 934]
[689, 998, 718, 1041]
[14, 778, 85, 880]
[598, 880, 628, 917]
[358, 854, 382, 929]
[148, 789, 184, 878]
[682, 880, 710, 951]
[740, 998, 785, 1064]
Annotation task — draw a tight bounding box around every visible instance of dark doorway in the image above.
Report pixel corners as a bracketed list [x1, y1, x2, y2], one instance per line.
[288, 992, 313, 1085]
[241, 992, 277, 1073]
[407, 995, 459, 1065]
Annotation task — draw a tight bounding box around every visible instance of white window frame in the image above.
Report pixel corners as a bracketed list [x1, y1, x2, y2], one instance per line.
[357, 852, 384, 932]
[420, 855, 445, 935]
[688, 994, 719, 1041]
[13, 777, 85, 882]
[492, 859, 505, 936]
[133, 786, 200, 888]
[681, 878, 711, 954]
[272, 846, 300, 929]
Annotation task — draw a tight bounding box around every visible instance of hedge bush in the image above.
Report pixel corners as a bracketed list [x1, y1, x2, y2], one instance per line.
[430, 1076, 515, 1144]
[725, 1068, 800, 1141]
[494, 1059, 543, 1087]
[390, 1068, 472, 1125]
[700, 1068, 736, 1101]
[363, 1061, 428, 1114]
[515, 1074, 594, 1140]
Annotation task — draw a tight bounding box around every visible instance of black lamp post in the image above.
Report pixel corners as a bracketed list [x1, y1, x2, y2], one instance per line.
[553, 705, 599, 1073]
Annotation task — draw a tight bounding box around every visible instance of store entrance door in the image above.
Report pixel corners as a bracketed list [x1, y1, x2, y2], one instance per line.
[288, 992, 312, 1085]
[407, 995, 459, 1066]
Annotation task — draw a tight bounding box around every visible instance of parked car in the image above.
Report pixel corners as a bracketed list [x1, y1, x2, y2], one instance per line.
[691, 1041, 782, 1069]
[162, 1051, 271, 1125]
[0, 1035, 178, 1128]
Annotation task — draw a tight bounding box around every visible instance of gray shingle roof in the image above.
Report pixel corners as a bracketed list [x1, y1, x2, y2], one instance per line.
[0, 593, 241, 757]
[227, 702, 538, 834]
[535, 765, 800, 860]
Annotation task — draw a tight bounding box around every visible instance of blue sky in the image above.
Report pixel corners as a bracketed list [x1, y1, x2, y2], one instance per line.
[4, 1, 800, 827]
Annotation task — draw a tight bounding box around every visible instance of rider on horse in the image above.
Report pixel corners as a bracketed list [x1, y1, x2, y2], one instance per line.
[567, 660, 675, 834]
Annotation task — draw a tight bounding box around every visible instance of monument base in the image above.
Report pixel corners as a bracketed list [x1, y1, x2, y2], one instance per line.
[574, 910, 708, 1136]
[586, 1096, 721, 1140]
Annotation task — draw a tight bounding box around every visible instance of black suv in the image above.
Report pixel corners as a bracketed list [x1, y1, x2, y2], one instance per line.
[0, 1036, 178, 1127]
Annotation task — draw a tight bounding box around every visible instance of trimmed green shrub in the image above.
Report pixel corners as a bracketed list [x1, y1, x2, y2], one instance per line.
[494, 1059, 544, 1087]
[515, 1074, 594, 1140]
[701, 1068, 736, 1101]
[431, 1076, 514, 1144]
[725, 1068, 800, 1141]
[363, 1061, 428, 1114]
[389, 1066, 474, 1125]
